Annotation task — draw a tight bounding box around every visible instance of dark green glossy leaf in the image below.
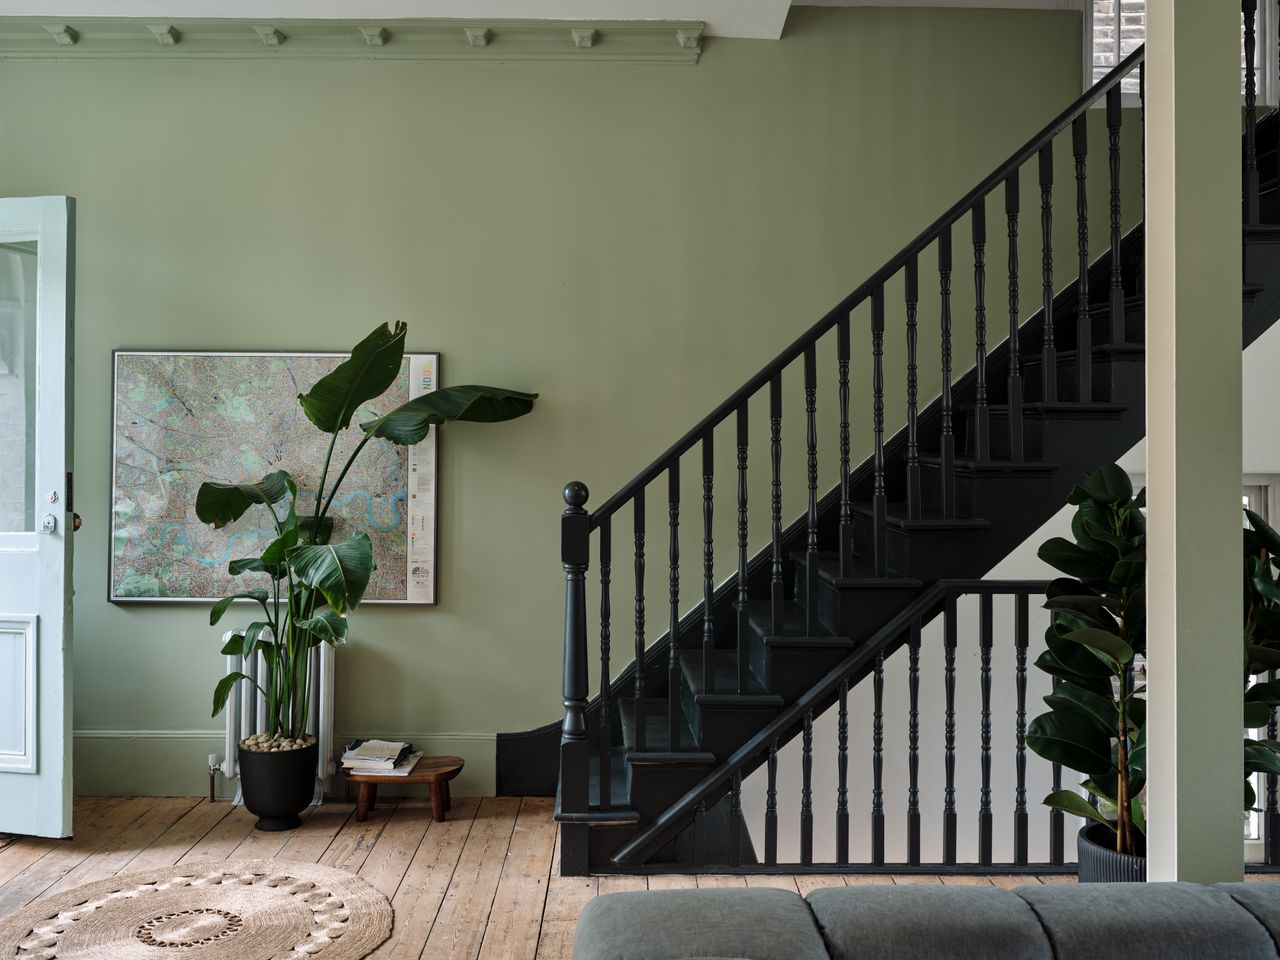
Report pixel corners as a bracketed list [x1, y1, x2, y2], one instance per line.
[295, 610, 350, 645]
[1248, 508, 1280, 557]
[1248, 644, 1280, 672]
[1027, 710, 1114, 774]
[1245, 743, 1280, 776]
[1074, 463, 1133, 506]
[1245, 701, 1274, 729]
[1044, 681, 1117, 738]
[1132, 797, 1146, 835]
[209, 590, 269, 626]
[1044, 789, 1114, 829]
[287, 533, 374, 614]
[298, 323, 407, 433]
[1066, 627, 1133, 668]
[1038, 537, 1114, 582]
[212, 671, 260, 718]
[1247, 681, 1280, 705]
[195, 470, 291, 529]
[1044, 594, 1121, 633]
[1129, 724, 1146, 777]
[361, 384, 538, 446]
[1046, 624, 1115, 679]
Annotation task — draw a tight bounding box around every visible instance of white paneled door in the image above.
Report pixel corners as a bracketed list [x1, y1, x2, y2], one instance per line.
[0, 198, 74, 838]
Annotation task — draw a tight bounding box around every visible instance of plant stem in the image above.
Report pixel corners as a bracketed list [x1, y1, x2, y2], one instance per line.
[311, 429, 341, 546]
[319, 433, 373, 522]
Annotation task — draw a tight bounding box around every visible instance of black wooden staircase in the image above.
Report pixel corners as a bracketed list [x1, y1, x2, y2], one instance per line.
[499, 10, 1280, 875]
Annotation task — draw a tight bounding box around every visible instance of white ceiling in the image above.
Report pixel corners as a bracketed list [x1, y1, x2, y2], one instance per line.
[0, 0, 1079, 39]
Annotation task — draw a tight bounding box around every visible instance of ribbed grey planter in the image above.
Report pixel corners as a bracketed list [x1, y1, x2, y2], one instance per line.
[1077, 824, 1147, 882]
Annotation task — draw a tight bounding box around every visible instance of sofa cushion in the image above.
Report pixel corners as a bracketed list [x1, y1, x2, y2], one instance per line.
[572, 888, 829, 960]
[1015, 882, 1277, 960]
[806, 885, 1052, 960]
[1219, 883, 1280, 952]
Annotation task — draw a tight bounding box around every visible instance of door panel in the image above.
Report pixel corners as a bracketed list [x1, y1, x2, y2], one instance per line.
[0, 197, 74, 838]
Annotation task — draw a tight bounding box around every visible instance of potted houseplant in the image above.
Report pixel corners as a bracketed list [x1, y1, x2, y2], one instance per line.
[198, 321, 535, 830]
[1029, 464, 1280, 880]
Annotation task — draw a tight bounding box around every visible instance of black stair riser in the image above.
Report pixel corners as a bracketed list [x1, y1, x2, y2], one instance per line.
[918, 463, 1059, 519]
[849, 516, 989, 582]
[627, 760, 716, 820]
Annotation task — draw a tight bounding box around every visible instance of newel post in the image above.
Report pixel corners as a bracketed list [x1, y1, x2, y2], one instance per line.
[559, 481, 591, 874]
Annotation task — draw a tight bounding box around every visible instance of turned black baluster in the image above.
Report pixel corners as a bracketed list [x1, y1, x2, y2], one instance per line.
[728, 772, 743, 868]
[801, 708, 814, 864]
[839, 317, 855, 571]
[939, 229, 956, 518]
[770, 374, 784, 635]
[668, 463, 682, 748]
[1039, 145, 1057, 403]
[693, 800, 706, 867]
[736, 405, 749, 694]
[872, 654, 885, 865]
[978, 593, 994, 864]
[907, 620, 922, 865]
[943, 594, 958, 865]
[599, 517, 613, 809]
[702, 434, 715, 696]
[1015, 592, 1031, 865]
[804, 345, 820, 634]
[1006, 171, 1024, 462]
[1268, 669, 1279, 865]
[872, 285, 889, 575]
[1246, 0, 1260, 225]
[559, 482, 591, 874]
[633, 490, 647, 753]
[905, 256, 922, 515]
[765, 739, 779, 865]
[1073, 115, 1092, 402]
[837, 678, 850, 865]
[1107, 85, 1124, 345]
[971, 201, 990, 461]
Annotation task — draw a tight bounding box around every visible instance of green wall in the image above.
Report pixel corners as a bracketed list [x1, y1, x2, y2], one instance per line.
[0, 6, 1110, 797]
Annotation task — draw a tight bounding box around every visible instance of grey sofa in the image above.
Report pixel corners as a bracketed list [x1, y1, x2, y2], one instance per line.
[572, 882, 1280, 960]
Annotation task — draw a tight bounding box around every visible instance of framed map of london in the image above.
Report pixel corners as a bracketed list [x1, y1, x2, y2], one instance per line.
[109, 350, 439, 604]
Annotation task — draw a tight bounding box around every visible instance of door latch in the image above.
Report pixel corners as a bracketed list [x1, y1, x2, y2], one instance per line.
[40, 513, 57, 534]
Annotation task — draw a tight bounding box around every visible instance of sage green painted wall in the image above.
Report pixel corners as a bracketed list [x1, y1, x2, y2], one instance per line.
[0, 6, 1108, 797]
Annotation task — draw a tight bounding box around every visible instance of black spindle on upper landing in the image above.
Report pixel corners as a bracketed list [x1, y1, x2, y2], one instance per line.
[633, 489, 647, 752]
[1016, 592, 1031, 865]
[978, 593, 994, 864]
[668, 463, 682, 747]
[1107, 86, 1124, 344]
[598, 517, 613, 808]
[907, 620, 922, 865]
[804, 345, 820, 634]
[1245, 0, 1260, 225]
[905, 257, 922, 516]
[1073, 115, 1092, 402]
[871, 653, 885, 864]
[1039, 145, 1056, 403]
[971, 199, 990, 461]
[943, 594, 958, 865]
[1005, 171, 1024, 462]
[872, 285, 889, 576]
[938, 228, 956, 518]
[560, 482, 591, 824]
[838, 317, 855, 572]
[701, 434, 715, 696]
[736, 404, 749, 694]
[769, 374, 784, 635]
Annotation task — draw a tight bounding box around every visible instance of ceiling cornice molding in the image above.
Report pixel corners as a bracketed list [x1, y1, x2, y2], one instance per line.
[0, 16, 704, 62]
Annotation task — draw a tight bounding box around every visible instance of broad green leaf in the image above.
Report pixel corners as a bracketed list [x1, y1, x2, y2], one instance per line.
[1044, 789, 1115, 829]
[361, 384, 538, 446]
[287, 533, 374, 614]
[295, 610, 350, 645]
[1045, 681, 1118, 738]
[1034, 650, 1114, 699]
[1248, 508, 1280, 557]
[1128, 724, 1146, 777]
[1246, 681, 1280, 705]
[1255, 574, 1280, 606]
[1038, 537, 1115, 582]
[196, 470, 291, 529]
[1245, 701, 1274, 729]
[1046, 624, 1115, 679]
[1067, 627, 1133, 668]
[209, 590, 269, 626]
[1248, 644, 1280, 672]
[1044, 594, 1122, 633]
[1132, 487, 1146, 509]
[212, 671, 263, 718]
[298, 323, 407, 433]
[1132, 797, 1146, 835]
[1081, 776, 1118, 805]
[1247, 778, 1258, 811]
[1027, 710, 1114, 774]
[228, 557, 272, 577]
[1245, 743, 1280, 776]
[1074, 463, 1133, 506]
[298, 516, 334, 545]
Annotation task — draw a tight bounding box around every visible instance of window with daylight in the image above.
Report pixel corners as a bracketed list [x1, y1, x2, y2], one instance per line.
[1090, 0, 1274, 101]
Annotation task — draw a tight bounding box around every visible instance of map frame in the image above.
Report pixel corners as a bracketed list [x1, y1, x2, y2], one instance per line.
[107, 348, 440, 606]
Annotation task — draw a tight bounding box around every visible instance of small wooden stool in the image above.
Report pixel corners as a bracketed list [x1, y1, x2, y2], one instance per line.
[342, 755, 464, 822]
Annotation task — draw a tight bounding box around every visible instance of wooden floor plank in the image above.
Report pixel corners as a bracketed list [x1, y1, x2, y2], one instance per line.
[596, 875, 647, 895]
[889, 875, 944, 885]
[177, 804, 258, 865]
[369, 796, 480, 960]
[742, 875, 799, 892]
[421, 797, 521, 960]
[940, 875, 994, 886]
[321, 801, 397, 873]
[647, 875, 701, 890]
[842, 875, 895, 885]
[1036, 874, 1078, 884]
[534, 876, 597, 960]
[695, 875, 746, 888]
[0, 797, 107, 889]
[125, 799, 235, 872]
[357, 799, 435, 899]
[271, 803, 356, 863]
[990, 876, 1041, 890]
[794, 875, 848, 896]
[477, 797, 559, 960]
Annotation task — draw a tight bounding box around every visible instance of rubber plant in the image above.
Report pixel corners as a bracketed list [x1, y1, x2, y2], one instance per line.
[197, 321, 536, 740]
[1241, 509, 1280, 808]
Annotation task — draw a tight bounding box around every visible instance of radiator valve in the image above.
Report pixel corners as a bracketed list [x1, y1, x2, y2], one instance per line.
[208, 753, 220, 803]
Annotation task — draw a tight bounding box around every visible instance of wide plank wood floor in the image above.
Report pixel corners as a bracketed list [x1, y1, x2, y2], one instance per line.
[1, 794, 1221, 960]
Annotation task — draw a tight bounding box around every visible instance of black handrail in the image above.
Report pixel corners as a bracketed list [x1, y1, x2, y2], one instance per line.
[611, 578, 1052, 866]
[587, 44, 1146, 529]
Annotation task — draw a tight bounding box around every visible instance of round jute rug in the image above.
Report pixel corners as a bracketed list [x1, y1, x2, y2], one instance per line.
[0, 858, 392, 959]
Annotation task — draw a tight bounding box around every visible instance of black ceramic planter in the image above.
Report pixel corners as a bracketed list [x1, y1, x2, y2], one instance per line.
[238, 742, 318, 831]
[1077, 823, 1147, 882]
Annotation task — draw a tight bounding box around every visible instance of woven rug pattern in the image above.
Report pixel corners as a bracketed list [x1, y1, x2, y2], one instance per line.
[0, 858, 392, 959]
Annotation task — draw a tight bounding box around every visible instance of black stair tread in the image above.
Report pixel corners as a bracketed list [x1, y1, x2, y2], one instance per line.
[619, 696, 697, 755]
[917, 454, 1059, 475]
[742, 598, 853, 646]
[677, 647, 779, 704]
[1021, 342, 1145, 364]
[984, 401, 1127, 418]
[1086, 294, 1144, 317]
[1244, 224, 1280, 241]
[785, 552, 922, 591]
[851, 501, 990, 532]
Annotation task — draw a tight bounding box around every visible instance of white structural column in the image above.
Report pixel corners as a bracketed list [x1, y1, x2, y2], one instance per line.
[1144, 1, 1243, 883]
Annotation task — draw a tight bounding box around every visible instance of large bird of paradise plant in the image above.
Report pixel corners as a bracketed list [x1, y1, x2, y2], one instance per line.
[198, 322, 536, 740]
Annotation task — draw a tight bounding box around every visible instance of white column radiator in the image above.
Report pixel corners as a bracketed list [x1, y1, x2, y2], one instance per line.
[219, 628, 336, 805]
